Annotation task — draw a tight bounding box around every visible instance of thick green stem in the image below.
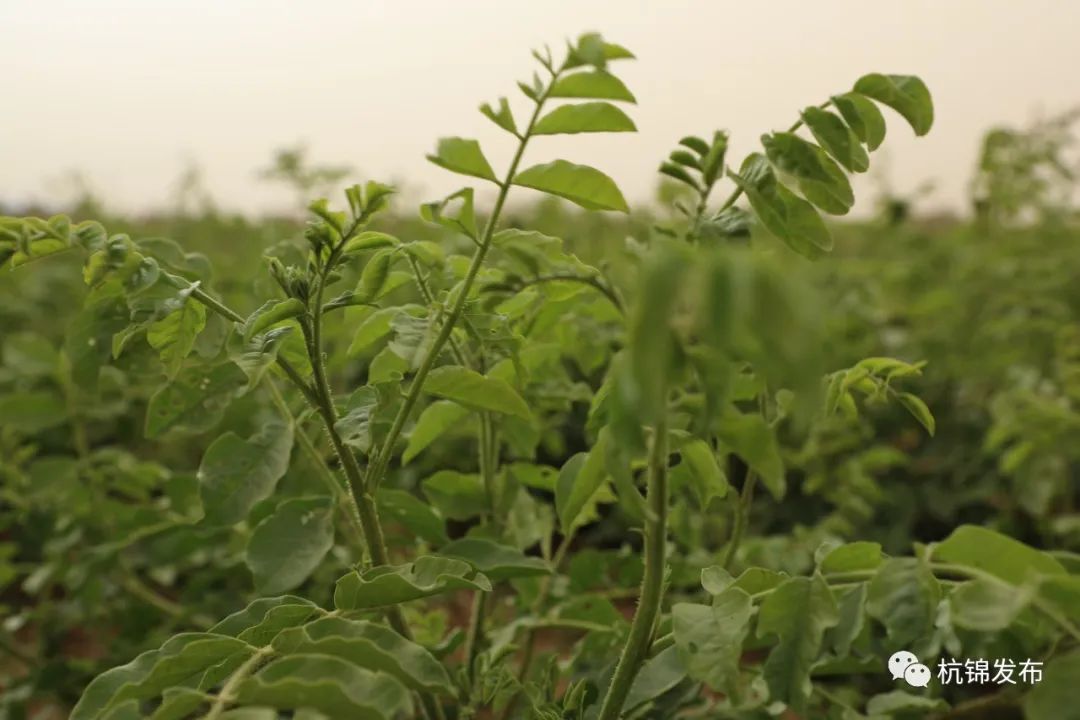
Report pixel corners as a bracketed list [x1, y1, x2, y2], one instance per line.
[596, 418, 669, 720]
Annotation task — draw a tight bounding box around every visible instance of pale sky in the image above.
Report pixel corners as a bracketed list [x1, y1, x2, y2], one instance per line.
[3, 1, 1078, 217]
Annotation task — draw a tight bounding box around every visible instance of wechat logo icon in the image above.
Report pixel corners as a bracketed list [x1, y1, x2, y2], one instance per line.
[889, 651, 931, 688]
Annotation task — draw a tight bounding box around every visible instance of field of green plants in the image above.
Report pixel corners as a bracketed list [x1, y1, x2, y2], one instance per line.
[2, 33, 1078, 720]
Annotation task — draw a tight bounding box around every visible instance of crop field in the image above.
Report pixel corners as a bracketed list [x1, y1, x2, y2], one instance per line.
[2, 21, 1079, 720]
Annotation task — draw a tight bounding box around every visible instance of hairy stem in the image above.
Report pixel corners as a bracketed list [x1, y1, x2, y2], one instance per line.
[596, 417, 669, 720]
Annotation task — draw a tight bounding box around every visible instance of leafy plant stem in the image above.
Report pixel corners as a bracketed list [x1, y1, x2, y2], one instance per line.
[362, 71, 561, 494]
[717, 99, 833, 212]
[721, 467, 757, 572]
[203, 645, 274, 720]
[596, 415, 670, 720]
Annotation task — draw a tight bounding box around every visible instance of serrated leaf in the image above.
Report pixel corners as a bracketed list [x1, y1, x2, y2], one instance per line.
[333, 556, 492, 610]
[549, 70, 635, 102]
[271, 616, 454, 695]
[853, 73, 934, 136]
[757, 575, 839, 714]
[423, 366, 531, 419]
[801, 107, 870, 173]
[673, 587, 752, 696]
[437, 538, 550, 581]
[246, 497, 335, 594]
[199, 422, 294, 526]
[533, 101, 636, 135]
[426, 137, 497, 182]
[513, 160, 628, 212]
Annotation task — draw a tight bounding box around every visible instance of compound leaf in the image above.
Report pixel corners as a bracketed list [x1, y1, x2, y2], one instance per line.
[533, 101, 636, 135]
[853, 73, 934, 136]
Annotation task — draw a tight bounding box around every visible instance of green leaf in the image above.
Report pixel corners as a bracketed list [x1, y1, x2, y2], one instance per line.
[933, 525, 1065, 584]
[347, 307, 400, 358]
[801, 107, 869, 173]
[818, 541, 883, 574]
[376, 488, 449, 546]
[425, 137, 497, 182]
[556, 434, 610, 532]
[271, 616, 454, 696]
[756, 575, 839, 714]
[334, 386, 380, 454]
[0, 390, 67, 433]
[1024, 650, 1080, 720]
[421, 470, 486, 520]
[334, 556, 492, 610]
[209, 596, 319, 641]
[437, 538, 550, 581]
[147, 292, 206, 378]
[403, 400, 471, 464]
[356, 250, 392, 303]
[715, 409, 785, 500]
[549, 70, 636, 103]
[246, 497, 335, 594]
[762, 132, 854, 215]
[199, 422, 294, 526]
[423, 366, 532, 419]
[145, 362, 247, 438]
[949, 576, 1034, 631]
[729, 155, 831, 259]
[673, 587, 752, 695]
[232, 327, 295, 389]
[866, 558, 941, 647]
[72, 634, 251, 720]
[513, 160, 629, 212]
[235, 655, 411, 720]
[479, 97, 517, 135]
[678, 439, 730, 508]
[241, 299, 306, 340]
[866, 691, 948, 717]
[533, 101, 636, 135]
[853, 74, 934, 136]
[341, 231, 400, 255]
[419, 188, 478, 240]
[895, 392, 935, 436]
[623, 646, 688, 712]
[831, 93, 887, 154]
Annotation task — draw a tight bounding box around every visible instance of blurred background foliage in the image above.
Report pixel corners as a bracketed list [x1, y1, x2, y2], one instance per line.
[1, 109, 1078, 717]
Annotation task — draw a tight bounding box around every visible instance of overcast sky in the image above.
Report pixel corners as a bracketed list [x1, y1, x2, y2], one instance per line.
[3, 0, 1078, 217]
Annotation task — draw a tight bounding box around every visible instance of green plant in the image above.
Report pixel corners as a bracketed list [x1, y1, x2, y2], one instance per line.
[2, 32, 1077, 720]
